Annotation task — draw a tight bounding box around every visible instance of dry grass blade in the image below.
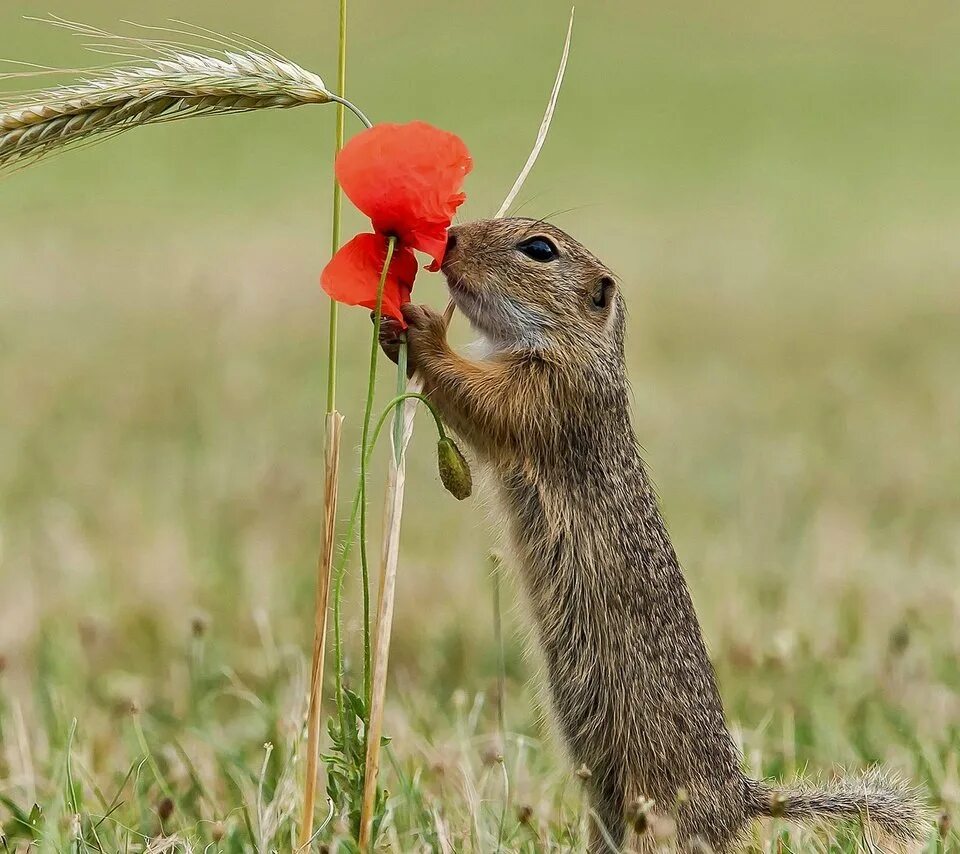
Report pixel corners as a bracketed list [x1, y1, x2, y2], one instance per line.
[358, 384, 418, 851]
[494, 6, 574, 219]
[298, 412, 343, 852]
[0, 34, 334, 171]
[444, 6, 574, 321]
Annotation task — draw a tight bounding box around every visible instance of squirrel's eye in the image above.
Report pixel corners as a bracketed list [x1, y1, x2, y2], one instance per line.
[517, 236, 559, 262]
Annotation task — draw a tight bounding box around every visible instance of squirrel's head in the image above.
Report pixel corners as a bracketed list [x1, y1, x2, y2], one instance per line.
[441, 218, 622, 356]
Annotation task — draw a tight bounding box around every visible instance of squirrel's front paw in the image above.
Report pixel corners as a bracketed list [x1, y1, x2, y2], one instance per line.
[401, 303, 448, 366]
[375, 304, 446, 377]
[375, 313, 407, 371]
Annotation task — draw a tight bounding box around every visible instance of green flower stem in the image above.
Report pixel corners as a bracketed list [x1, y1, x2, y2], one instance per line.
[325, 0, 351, 414]
[341, 393, 447, 560]
[318, 0, 373, 803]
[358, 235, 397, 709]
[374, 391, 445, 448]
[325, 180, 341, 412]
[378, 391, 444, 443]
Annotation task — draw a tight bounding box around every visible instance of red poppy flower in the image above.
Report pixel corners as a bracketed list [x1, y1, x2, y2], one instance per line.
[320, 121, 472, 324]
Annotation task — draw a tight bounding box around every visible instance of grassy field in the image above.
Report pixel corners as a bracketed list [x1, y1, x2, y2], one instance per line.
[2, 1, 960, 850]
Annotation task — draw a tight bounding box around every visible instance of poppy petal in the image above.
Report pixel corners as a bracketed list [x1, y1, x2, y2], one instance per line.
[320, 233, 419, 324]
[336, 122, 472, 267]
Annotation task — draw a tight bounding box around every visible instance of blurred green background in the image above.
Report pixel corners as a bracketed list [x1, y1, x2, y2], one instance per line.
[1, 1, 959, 850]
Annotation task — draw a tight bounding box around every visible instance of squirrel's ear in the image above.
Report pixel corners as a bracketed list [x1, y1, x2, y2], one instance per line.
[590, 275, 616, 311]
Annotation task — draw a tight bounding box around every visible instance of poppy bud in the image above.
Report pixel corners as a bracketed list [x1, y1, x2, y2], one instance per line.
[437, 437, 472, 500]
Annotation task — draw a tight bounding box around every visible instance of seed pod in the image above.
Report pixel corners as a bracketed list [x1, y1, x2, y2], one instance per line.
[437, 437, 472, 500]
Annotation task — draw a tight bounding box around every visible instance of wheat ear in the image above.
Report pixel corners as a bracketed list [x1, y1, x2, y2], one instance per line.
[0, 49, 367, 171]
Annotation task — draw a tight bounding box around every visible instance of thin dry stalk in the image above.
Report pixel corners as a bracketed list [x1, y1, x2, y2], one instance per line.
[494, 7, 575, 219]
[357, 406, 414, 850]
[298, 412, 343, 852]
[444, 5, 574, 323]
[0, 41, 346, 171]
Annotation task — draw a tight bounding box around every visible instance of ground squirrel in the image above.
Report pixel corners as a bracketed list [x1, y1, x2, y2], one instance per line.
[379, 217, 927, 852]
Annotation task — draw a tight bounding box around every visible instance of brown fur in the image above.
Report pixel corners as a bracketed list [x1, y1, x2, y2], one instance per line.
[379, 217, 928, 852]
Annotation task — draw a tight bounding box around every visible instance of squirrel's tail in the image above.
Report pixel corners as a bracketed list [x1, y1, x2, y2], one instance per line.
[746, 768, 929, 846]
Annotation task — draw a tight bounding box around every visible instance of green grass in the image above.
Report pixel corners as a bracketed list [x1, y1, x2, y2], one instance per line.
[1, 1, 959, 850]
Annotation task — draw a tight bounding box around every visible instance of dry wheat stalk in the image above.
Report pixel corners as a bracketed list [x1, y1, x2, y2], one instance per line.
[0, 44, 358, 171]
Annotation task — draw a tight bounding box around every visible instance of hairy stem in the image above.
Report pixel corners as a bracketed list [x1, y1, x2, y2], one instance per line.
[359, 235, 397, 710]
